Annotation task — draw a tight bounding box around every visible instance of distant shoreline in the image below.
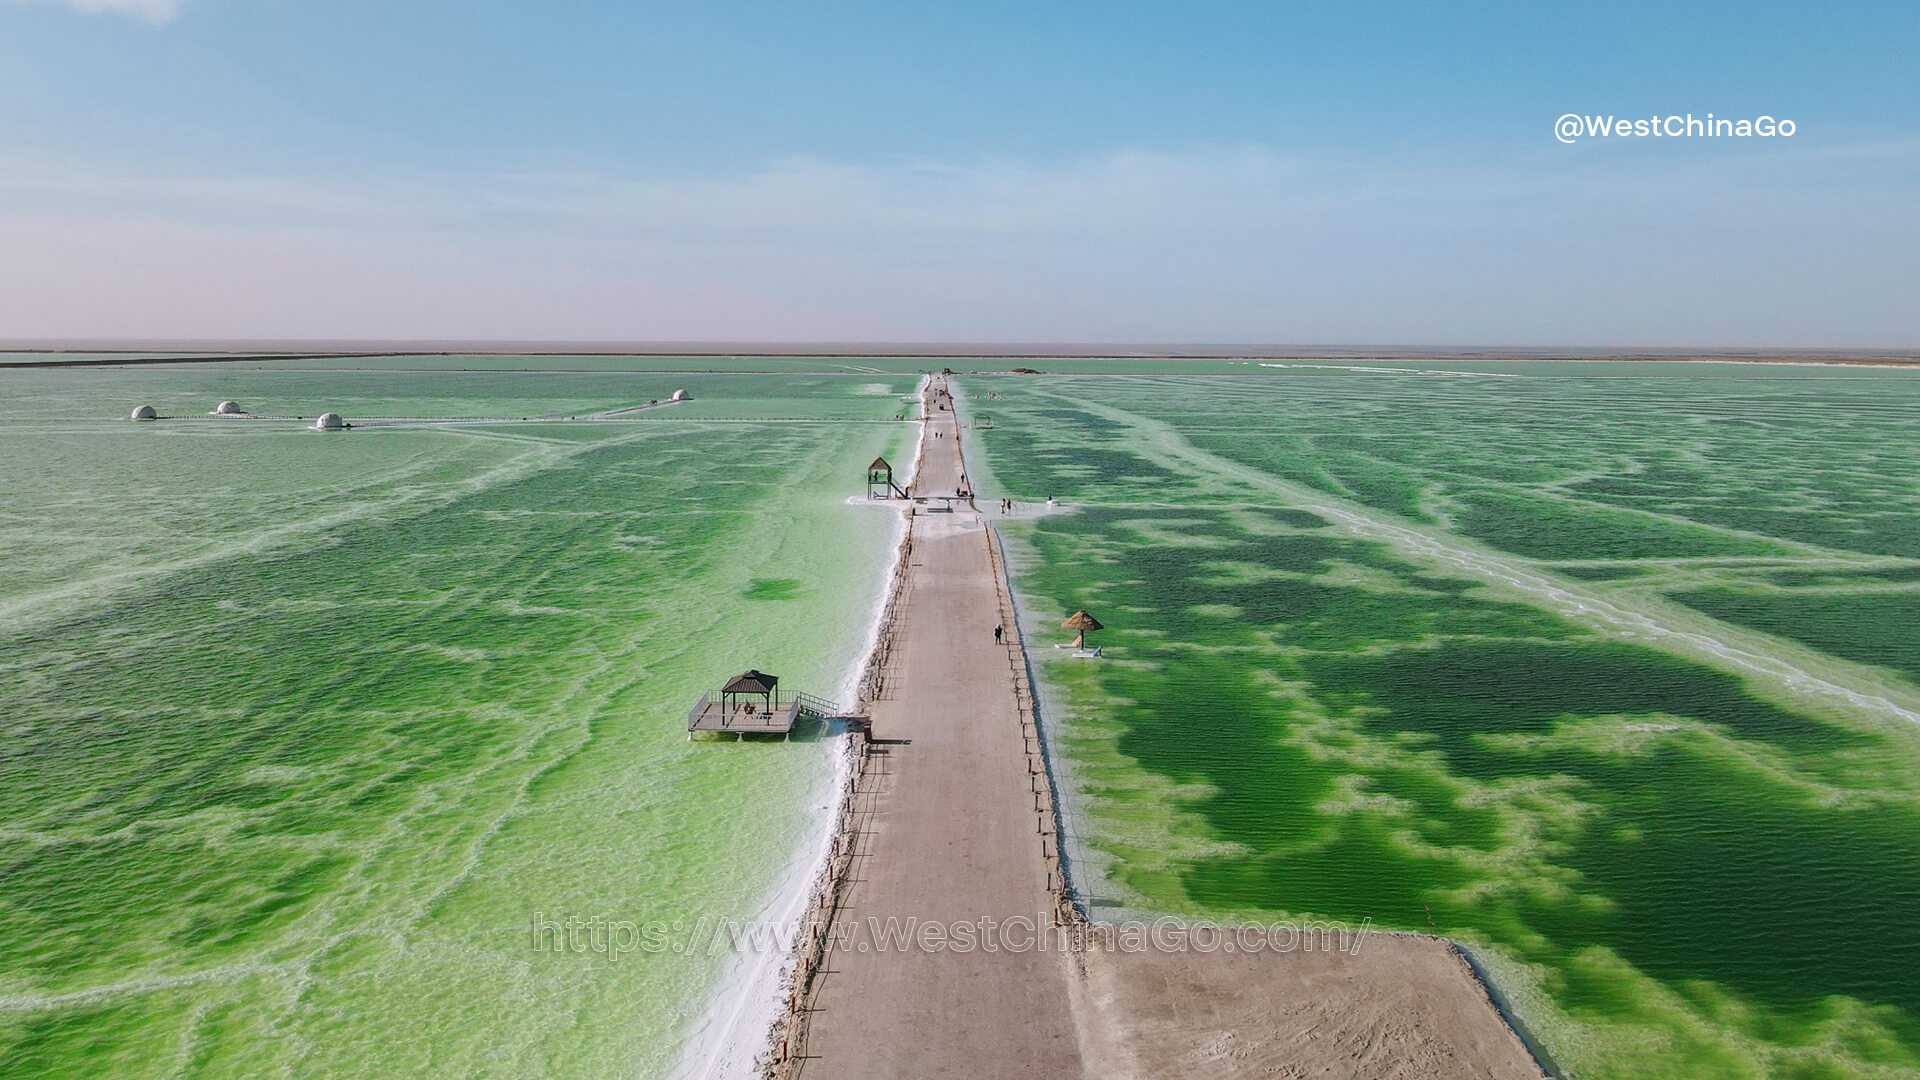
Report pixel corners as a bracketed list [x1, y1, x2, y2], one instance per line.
[3, 344, 1918, 369]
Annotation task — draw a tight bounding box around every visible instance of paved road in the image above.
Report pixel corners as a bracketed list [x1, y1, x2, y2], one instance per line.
[799, 377, 1084, 1078]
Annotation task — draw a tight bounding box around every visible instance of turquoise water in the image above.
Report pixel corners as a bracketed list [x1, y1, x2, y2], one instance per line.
[965, 366, 1920, 1079]
[0, 364, 918, 1077]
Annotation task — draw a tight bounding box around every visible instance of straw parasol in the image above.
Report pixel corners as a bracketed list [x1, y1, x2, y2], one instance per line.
[1061, 610, 1104, 649]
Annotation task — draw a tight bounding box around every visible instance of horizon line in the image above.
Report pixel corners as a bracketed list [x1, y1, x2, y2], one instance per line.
[4, 340, 1920, 364]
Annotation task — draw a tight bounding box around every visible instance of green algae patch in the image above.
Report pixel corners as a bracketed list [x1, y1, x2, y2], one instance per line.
[972, 366, 1920, 1080]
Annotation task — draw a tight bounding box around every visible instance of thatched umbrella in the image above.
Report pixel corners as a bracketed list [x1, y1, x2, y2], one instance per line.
[1061, 610, 1104, 649]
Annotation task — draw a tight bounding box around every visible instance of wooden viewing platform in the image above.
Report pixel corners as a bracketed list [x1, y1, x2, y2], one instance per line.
[686, 669, 846, 737]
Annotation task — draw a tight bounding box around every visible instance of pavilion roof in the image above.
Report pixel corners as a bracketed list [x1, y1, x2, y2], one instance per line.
[723, 669, 779, 694]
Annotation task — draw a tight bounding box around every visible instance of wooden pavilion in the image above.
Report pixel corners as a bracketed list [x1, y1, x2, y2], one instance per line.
[687, 669, 847, 737]
[867, 456, 908, 499]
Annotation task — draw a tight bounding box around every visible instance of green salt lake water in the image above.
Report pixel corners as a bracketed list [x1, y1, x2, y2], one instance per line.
[964, 363, 1920, 1079]
[11, 355, 1920, 1079]
[0, 363, 919, 1077]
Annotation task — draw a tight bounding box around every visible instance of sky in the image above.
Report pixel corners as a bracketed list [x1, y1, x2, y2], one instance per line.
[1, 0, 1916, 346]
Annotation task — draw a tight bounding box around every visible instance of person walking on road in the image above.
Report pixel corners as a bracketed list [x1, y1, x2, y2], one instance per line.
[993, 624, 1004, 642]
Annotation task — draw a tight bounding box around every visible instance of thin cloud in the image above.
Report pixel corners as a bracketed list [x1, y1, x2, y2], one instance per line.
[3, 0, 183, 24]
[1, 142, 1917, 345]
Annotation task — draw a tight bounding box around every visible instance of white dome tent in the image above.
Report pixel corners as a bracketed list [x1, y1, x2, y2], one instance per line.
[214, 401, 243, 415]
[130, 405, 157, 421]
[313, 413, 347, 431]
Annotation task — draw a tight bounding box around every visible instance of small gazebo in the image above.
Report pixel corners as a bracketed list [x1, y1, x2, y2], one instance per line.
[687, 668, 842, 736]
[866, 456, 907, 499]
[1061, 610, 1104, 649]
[721, 669, 778, 716]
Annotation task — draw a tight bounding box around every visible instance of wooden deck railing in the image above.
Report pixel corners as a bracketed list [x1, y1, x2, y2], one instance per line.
[688, 694, 804, 733]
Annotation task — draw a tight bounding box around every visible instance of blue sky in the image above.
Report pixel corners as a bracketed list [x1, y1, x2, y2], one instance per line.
[1, 0, 1916, 345]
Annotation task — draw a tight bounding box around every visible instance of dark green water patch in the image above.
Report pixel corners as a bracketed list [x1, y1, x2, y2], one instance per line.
[1554, 564, 1651, 581]
[974, 422, 1183, 500]
[1767, 566, 1920, 588]
[1187, 433, 1436, 521]
[1449, 489, 1789, 561]
[1537, 750, 1920, 1016]
[1255, 507, 1330, 530]
[744, 577, 807, 601]
[1186, 814, 1478, 928]
[1029, 406, 1127, 436]
[1029, 506, 1576, 653]
[1681, 507, 1920, 560]
[1299, 640, 1864, 775]
[1672, 588, 1920, 687]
